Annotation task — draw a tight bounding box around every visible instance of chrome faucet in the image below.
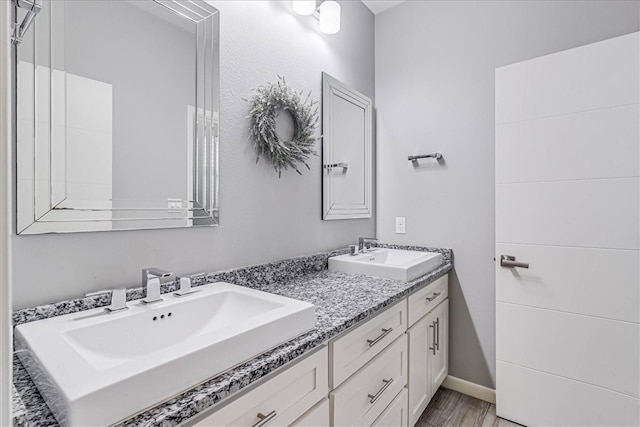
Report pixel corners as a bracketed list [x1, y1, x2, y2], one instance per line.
[142, 268, 172, 304]
[358, 237, 378, 253]
[86, 288, 128, 313]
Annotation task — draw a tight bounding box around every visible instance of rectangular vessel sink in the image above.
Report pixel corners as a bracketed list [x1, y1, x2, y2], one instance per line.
[15, 282, 315, 426]
[329, 248, 443, 281]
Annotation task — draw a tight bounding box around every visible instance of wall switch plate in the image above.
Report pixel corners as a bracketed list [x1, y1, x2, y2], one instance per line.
[395, 217, 406, 234]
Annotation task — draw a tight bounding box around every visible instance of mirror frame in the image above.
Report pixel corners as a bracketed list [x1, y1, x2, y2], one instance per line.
[322, 73, 373, 220]
[14, 0, 220, 234]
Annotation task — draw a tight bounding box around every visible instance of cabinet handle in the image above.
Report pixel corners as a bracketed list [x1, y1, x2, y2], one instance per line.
[435, 317, 440, 351]
[251, 410, 277, 427]
[368, 378, 394, 404]
[429, 322, 436, 355]
[367, 327, 393, 347]
[425, 292, 441, 302]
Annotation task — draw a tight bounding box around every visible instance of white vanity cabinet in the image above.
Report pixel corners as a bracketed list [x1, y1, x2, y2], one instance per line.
[188, 274, 449, 427]
[406, 275, 449, 427]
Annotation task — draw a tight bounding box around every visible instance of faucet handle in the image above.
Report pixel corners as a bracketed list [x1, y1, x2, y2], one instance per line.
[86, 288, 128, 313]
[174, 275, 201, 297]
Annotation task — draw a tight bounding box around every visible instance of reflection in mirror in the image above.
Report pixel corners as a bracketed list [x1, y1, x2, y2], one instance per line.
[16, 0, 219, 234]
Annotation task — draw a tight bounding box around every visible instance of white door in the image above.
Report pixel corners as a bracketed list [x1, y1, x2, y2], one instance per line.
[495, 32, 640, 426]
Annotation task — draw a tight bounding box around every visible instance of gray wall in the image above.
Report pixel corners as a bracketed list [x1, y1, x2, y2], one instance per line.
[375, 0, 639, 388]
[12, 1, 375, 309]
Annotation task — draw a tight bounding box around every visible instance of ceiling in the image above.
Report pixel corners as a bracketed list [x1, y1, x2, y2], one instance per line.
[361, 0, 406, 15]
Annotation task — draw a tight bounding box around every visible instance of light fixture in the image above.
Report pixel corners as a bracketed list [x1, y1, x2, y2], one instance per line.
[292, 0, 341, 35]
[319, 1, 340, 34]
[292, 0, 316, 16]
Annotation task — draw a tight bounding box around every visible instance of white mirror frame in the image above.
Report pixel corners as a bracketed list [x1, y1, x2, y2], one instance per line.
[322, 72, 373, 220]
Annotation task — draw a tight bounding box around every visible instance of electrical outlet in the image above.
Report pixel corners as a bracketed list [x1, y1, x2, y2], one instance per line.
[395, 217, 406, 234]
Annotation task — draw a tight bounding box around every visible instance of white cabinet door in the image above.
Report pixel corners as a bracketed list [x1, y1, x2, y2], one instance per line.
[408, 298, 449, 427]
[495, 32, 640, 426]
[429, 299, 448, 392]
[407, 314, 431, 427]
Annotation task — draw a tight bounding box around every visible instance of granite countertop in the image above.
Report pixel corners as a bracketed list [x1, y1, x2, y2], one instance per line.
[12, 245, 452, 427]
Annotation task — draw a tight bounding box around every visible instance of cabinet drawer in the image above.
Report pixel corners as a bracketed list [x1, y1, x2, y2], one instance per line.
[330, 334, 408, 427]
[371, 388, 408, 427]
[330, 300, 407, 387]
[194, 347, 329, 427]
[407, 274, 448, 327]
[291, 398, 329, 426]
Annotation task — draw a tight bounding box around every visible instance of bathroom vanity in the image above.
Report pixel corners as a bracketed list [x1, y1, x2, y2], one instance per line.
[12, 245, 452, 426]
[187, 272, 450, 426]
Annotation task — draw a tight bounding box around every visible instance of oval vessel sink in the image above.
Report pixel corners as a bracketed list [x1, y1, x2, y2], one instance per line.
[328, 248, 443, 281]
[15, 282, 316, 426]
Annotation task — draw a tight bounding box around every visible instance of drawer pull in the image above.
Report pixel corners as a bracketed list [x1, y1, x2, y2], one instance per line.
[368, 378, 394, 404]
[252, 410, 277, 427]
[367, 327, 393, 347]
[425, 292, 441, 302]
[429, 322, 436, 355]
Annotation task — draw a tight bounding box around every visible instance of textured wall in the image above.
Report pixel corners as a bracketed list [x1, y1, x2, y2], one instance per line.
[375, 0, 639, 388]
[12, 1, 375, 309]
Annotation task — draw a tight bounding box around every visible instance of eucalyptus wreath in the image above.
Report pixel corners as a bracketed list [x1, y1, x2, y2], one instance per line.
[247, 76, 319, 177]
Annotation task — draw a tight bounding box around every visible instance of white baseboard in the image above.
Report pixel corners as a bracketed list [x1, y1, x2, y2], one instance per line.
[442, 375, 496, 404]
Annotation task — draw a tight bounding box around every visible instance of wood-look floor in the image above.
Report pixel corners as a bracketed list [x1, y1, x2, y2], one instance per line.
[415, 388, 523, 427]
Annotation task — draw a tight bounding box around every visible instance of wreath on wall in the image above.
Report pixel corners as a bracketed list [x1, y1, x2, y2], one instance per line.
[247, 76, 319, 178]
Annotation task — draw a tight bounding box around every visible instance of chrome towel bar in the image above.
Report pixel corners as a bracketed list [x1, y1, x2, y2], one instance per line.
[408, 153, 443, 161]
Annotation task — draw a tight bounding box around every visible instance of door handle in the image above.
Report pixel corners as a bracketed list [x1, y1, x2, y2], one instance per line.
[435, 317, 440, 351]
[500, 255, 529, 269]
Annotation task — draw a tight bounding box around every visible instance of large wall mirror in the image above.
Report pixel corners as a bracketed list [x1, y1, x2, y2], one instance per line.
[15, 0, 219, 234]
[322, 73, 372, 220]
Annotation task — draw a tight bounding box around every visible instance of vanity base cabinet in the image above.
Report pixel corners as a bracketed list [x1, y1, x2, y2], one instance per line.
[188, 273, 448, 427]
[193, 347, 328, 427]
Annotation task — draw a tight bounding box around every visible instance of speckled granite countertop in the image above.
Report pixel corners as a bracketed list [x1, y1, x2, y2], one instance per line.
[12, 244, 452, 427]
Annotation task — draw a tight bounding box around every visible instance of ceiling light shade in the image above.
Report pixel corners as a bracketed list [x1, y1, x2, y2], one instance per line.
[292, 0, 316, 15]
[319, 1, 340, 34]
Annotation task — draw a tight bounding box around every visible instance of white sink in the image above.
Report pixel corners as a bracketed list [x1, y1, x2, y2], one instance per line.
[329, 248, 443, 281]
[15, 282, 315, 426]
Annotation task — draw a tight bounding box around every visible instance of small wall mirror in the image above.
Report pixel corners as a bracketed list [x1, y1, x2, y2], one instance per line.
[15, 0, 220, 234]
[322, 73, 373, 220]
